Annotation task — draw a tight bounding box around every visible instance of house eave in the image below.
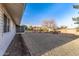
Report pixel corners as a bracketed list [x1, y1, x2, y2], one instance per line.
[3, 3, 25, 25]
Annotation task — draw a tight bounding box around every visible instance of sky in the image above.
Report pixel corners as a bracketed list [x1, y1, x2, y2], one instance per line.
[21, 3, 79, 28]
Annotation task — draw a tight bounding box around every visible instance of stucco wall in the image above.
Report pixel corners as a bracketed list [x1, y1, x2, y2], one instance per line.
[0, 4, 16, 55]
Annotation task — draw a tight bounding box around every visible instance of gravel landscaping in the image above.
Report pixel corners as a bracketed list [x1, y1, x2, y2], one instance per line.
[22, 32, 79, 56]
[4, 32, 79, 56]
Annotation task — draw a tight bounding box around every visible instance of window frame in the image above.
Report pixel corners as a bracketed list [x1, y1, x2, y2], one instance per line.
[3, 14, 10, 33]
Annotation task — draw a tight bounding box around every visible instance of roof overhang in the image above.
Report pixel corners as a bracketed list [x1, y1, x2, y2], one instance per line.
[3, 3, 25, 25]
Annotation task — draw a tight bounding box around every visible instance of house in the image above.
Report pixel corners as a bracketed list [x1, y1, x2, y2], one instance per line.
[0, 3, 25, 55]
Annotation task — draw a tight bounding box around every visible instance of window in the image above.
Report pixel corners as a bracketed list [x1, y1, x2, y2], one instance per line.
[4, 14, 10, 32]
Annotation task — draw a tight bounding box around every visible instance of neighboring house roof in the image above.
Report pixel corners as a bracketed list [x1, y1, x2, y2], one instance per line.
[3, 3, 25, 25]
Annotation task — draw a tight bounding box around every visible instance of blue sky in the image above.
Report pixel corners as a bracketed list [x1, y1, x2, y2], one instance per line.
[21, 3, 79, 28]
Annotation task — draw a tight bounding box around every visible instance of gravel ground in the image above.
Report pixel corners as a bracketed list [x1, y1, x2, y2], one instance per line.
[22, 32, 79, 56]
[4, 34, 31, 56]
[4, 32, 79, 56]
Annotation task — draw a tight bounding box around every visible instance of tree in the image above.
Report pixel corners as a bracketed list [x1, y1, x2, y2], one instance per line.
[42, 19, 57, 30]
[73, 5, 79, 9]
[59, 26, 67, 29]
[28, 25, 33, 31]
[72, 5, 79, 28]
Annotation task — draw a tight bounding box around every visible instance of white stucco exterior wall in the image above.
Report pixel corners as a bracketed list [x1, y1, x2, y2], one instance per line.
[0, 4, 16, 55]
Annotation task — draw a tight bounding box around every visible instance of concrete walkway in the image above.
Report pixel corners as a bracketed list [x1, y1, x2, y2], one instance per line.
[4, 34, 30, 56]
[22, 32, 79, 56]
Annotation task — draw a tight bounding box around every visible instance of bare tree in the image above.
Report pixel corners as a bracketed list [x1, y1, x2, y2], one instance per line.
[42, 19, 57, 30]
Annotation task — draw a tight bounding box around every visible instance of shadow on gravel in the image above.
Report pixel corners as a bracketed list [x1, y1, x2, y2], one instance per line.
[4, 34, 31, 56]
